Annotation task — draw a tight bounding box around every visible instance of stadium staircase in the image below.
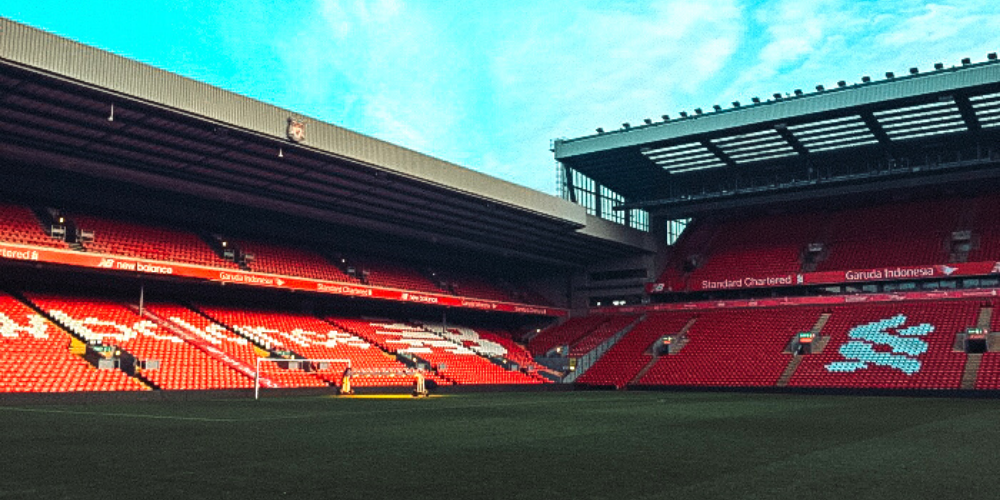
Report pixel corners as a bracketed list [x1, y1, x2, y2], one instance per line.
[777, 313, 833, 387]
[563, 314, 645, 383]
[629, 317, 697, 386]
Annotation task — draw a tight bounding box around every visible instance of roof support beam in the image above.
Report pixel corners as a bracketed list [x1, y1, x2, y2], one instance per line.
[953, 94, 982, 133]
[700, 140, 737, 168]
[859, 112, 893, 146]
[773, 123, 809, 156]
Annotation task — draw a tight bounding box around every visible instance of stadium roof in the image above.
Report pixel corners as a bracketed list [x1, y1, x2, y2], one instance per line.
[0, 18, 655, 267]
[554, 54, 1000, 216]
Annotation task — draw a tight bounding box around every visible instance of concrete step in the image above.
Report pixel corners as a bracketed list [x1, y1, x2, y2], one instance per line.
[776, 355, 805, 387]
[961, 353, 983, 390]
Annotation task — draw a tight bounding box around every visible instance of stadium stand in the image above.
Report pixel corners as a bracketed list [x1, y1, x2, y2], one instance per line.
[237, 240, 359, 283]
[0, 293, 145, 392]
[351, 258, 443, 294]
[528, 315, 609, 356]
[568, 314, 638, 356]
[72, 214, 241, 269]
[0, 204, 67, 249]
[28, 296, 254, 390]
[789, 301, 977, 390]
[639, 308, 825, 387]
[576, 312, 695, 388]
[332, 318, 537, 384]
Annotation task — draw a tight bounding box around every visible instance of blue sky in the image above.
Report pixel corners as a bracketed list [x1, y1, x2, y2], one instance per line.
[3, 1, 999, 194]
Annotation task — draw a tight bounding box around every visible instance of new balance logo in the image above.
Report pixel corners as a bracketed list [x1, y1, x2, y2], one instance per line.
[825, 314, 933, 375]
[98, 258, 115, 268]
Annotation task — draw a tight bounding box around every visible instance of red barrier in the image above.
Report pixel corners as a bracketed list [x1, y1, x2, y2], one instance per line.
[648, 261, 1000, 293]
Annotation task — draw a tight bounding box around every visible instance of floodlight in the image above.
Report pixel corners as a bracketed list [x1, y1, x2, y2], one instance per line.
[644, 118, 653, 125]
[962, 57, 971, 65]
[622, 122, 631, 129]
[909, 67, 919, 75]
[694, 108, 703, 115]
[816, 85, 825, 92]
[732, 101, 741, 108]
[751, 97, 761, 104]
[596, 127, 605, 134]
[885, 71, 895, 79]
[794, 89, 803, 96]
[712, 104, 722, 111]
[837, 80, 847, 88]
[861, 76, 871, 83]
[934, 62, 944, 70]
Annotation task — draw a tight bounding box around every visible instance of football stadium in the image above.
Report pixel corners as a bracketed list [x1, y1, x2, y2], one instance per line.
[4, 13, 1000, 499]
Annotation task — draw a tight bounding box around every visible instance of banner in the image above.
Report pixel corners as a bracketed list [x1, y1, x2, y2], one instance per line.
[648, 261, 1000, 293]
[0, 242, 567, 317]
[594, 288, 1000, 315]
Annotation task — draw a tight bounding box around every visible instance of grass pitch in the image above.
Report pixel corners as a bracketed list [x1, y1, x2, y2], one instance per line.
[3, 391, 1000, 499]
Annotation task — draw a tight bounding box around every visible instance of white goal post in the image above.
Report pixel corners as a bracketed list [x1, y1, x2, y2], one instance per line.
[254, 358, 352, 400]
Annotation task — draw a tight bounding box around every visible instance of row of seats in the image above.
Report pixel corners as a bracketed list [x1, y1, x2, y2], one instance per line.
[332, 319, 538, 385]
[0, 204, 551, 306]
[0, 204, 67, 249]
[659, 196, 1000, 291]
[528, 315, 610, 356]
[0, 293, 146, 393]
[579, 300, 983, 390]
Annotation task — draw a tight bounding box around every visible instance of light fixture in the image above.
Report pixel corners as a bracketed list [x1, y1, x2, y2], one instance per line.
[794, 89, 803, 96]
[694, 108, 703, 115]
[643, 118, 653, 125]
[751, 97, 761, 104]
[732, 101, 741, 108]
[861, 76, 871, 83]
[837, 80, 847, 88]
[622, 122, 631, 129]
[278, 147, 284, 158]
[885, 71, 895, 79]
[773, 93, 783, 100]
[661, 114, 670, 121]
[934, 62, 944, 70]
[596, 127, 605, 134]
[990, 52, 998, 61]
[909, 67, 919, 75]
[962, 57, 971, 65]
[108, 103, 114, 122]
[816, 85, 825, 92]
[712, 104, 722, 112]
[679, 111, 688, 117]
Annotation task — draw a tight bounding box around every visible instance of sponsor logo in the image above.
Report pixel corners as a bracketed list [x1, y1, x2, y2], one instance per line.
[0, 247, 40, 261]
[844, 267, 935, 281]
[513, 306, 547, 315]
[938, 265, 958, 276]
[317, 283, 373, 296]
[404, 293, 439, 304]
[98, 258, 115, 268]
[218, 272, 274, 285]
[461, 300, 494, 310]
[700, 275, 794, 290]
[651, 283, 666, 292]
[826, 314, 933, 375]
[992, 262, 1000, 274]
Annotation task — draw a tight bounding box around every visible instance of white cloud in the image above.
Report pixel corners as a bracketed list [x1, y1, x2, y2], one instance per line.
[270, 0, 1000, 195]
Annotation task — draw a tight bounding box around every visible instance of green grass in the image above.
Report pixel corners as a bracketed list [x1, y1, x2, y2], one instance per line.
[3, 391, 1000, 499]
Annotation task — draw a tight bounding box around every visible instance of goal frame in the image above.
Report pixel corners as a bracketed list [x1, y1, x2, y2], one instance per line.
[254, 357, 352, 400]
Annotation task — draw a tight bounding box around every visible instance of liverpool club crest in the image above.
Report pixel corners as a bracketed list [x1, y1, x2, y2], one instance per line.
[286, 117, 306, 143]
